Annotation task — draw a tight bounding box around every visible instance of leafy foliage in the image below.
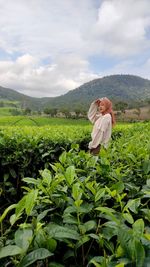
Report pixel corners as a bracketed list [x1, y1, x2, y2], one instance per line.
[0, 122, 150, 266]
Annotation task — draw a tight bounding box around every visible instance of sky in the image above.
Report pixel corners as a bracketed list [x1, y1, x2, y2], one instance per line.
[0, 0, 150, 98]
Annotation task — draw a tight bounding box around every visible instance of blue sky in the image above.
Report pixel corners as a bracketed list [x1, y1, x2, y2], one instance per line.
[0, 0, 150, 97]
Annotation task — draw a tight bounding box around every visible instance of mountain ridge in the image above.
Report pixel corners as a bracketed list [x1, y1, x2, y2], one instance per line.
[0, 74, 150, 110]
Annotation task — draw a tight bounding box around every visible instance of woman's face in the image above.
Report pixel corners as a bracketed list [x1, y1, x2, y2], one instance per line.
[99, 102, 107, 114]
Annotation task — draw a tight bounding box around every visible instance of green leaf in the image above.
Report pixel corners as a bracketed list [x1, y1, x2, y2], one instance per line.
[141, 208, 150, 222]
[88, 234, 99, 241]
[84, 220, 96, 232]
[22, 178, 39, 185]
[0, 204, 16, 224]
[146, 179, 150, 187]
[143, 160, 150, 174]
[104, 239, 114, 254]
[128, 153, 137, 163]
[124, 198, 141, 214]
[88, 261, 101, 267]
[10, 214, 17, 226]
[50, 164, 57, 172]
[15, 195, 26, 217]
[115, 245, 124, 257]
[123, 213, 134, 224]
[59, 151, 67, 164]
[88, 256, 105, 267]
[15, 228, 33, 251]
[45, 223, 80, 240]
[37, 208, 54, 222]
[10, 168, 16, 178]
[111, 181, 124, 194]
[64, 206, 77, 214]
[95, 207, 119, 223]
[74, 199, 83, 207]
[25, 189, 38, 216]
[65, 166, 76, 185]
[76, 235, 90, 249]
[46, 238, 57, 252]
[77, 203, 94, 214]
[34, 229, 46, 248]
[18, 248, 53, 267]
[63, 213, 78, 225]
[86, 181, 96, 195]
[115, 263, 125, 267]
[0, 245, 22, 258]
[118, 228, 132, 257]
[133, 219, 144, 238]
[72, 182, 82, 200]
[135, 240, 145, 267]
[40, 169, 52, 186]
[95, 188, 105, 202]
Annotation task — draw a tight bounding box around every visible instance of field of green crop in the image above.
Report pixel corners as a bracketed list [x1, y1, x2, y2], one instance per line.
[0, 116, 90, 126]
[0, 107, 17, 116]
[0, 121, 150, 266]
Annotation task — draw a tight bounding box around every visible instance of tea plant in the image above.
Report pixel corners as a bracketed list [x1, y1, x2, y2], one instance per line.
[0, 137, 150, 266]
[0, 122, 150, 266]
[0, 124, 125, 206]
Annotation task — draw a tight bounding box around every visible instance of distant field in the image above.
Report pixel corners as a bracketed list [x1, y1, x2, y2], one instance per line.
[0, 107, 11, 116]
[0, 116, 90, 126]
[0, 100, 20, 105]
[0, 115, 144, 127]
[0, 107, 20, 116]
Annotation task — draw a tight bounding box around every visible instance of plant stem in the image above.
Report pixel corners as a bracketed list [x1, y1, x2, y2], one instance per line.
[82, 244, 85, 266]
[83, 219, 101, 265]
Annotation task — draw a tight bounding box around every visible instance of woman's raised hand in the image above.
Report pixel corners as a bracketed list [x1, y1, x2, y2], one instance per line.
[95, 99, 101, 105]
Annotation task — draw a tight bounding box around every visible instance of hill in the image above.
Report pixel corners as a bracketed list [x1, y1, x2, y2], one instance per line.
[42, 74, 150, 110]
[0, 86, 41, 110]
[0, 74, 150, 111]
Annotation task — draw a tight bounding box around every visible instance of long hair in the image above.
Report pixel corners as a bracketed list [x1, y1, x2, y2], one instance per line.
[100, 97, 116, 126]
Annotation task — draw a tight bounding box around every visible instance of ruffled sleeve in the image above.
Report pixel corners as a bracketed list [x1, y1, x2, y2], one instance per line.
[87, 101, 98, 124]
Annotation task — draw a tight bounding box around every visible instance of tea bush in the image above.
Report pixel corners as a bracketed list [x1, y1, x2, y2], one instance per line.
[0, 122, 150, 266]
[0, 136, 150, 266]
[1, 123, 131, 204]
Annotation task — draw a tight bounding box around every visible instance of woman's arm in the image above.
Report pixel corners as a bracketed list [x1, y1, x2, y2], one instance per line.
[87, 100, 100, 124]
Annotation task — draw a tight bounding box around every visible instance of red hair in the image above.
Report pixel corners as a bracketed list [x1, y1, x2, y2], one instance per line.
[100, 97, 116, 126]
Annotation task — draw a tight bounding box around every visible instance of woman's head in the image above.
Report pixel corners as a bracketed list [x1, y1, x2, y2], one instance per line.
[98, 97, 115, 126]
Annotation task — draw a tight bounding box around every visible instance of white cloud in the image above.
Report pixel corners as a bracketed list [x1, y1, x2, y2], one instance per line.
[87, 0, 150, 57]
[0, 0, 150, 97]
[0, 0, 96, 58]
[0, 53, 98, 97]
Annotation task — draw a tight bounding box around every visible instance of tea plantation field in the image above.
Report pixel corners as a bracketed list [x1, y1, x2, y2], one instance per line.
[0, 121, 150, 267]
[0, 116, 89, 126]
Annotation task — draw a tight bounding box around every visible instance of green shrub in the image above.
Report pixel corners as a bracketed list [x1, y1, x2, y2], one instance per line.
[0, 142, 150, 266]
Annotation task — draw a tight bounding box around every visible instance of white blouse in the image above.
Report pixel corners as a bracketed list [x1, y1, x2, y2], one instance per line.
[88, 101, 112, 149]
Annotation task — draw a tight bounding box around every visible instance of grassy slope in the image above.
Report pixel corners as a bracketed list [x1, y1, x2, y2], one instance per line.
[0, 116, 90, 126]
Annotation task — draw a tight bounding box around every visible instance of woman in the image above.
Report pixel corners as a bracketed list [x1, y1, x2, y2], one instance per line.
[88, 97, 115, 155]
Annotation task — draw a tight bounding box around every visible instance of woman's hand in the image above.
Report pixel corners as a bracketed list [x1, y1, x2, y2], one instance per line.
[95, 99, 101, 105]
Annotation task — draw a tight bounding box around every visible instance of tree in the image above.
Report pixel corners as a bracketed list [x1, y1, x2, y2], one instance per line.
[0, 101, 4, 107]
[11, 109, 22, 116]
[74, 108, 81, 118]
[59, 108, 71, 118]
[115, 101, 128, 113]
[24, 107, 31, 115]
[43, 108, 57, 117]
